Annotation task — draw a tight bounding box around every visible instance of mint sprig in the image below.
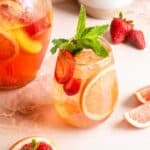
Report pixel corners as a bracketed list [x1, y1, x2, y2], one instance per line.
[50, 5, 109, 57]
[76, 5, 86, 39]
[51, 39, 69, 54]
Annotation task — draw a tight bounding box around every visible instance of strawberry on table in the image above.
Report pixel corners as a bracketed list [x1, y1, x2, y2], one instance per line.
[110, 12, 133, 44]
[126, 30, 145, 49]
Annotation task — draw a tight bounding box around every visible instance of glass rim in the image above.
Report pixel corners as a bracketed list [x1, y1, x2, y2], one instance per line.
[60, 38, 112, 66]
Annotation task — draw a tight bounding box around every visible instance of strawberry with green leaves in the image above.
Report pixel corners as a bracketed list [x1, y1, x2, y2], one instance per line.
[51, 5, 109, 96]
[110, 12, 133, 44]
[20, 139, 52, 150]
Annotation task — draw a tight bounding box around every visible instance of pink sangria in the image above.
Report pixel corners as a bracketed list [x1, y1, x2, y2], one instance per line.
[51, 6, 118, 128]
[0, 0, 52, 89]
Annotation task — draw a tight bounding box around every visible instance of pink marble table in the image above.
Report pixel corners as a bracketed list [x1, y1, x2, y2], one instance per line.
[0, 0, 150, 149]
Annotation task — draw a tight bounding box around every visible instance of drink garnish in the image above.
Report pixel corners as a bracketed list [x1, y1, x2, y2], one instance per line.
[63, 78, 81, 96]
[50, 5, 109, 57]
[55, 51, 75, 84]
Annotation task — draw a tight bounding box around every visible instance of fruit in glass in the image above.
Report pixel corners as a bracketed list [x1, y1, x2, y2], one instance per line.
[53, 38, 118, 128]
[0, 0, 52, 89]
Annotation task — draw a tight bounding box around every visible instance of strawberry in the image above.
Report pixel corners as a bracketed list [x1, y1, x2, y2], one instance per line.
[55, 50, 75, 84]
[37, 142, 53, 150]
[21, 142, 52, 150]
[21, 143, 32, 150]
[126, 30, 146, 49]
[63, 78, 81, 96]
[110, 13, 133, 44]
[23, 18, 51, 36]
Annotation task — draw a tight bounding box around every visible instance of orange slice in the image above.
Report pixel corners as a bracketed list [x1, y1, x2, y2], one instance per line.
[125, 102, 150, 128]
[10, 136, 56, 150]
[134, 86, 150, 104]
[0, 32, 19, 63]
[81, 65, 118, 121]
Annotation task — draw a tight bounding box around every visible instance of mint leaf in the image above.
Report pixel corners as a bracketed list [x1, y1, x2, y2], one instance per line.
[60, 40, 82, 54]
[60, 41, 76, 52]
[77, 38, 109, 57]
[51, 39, 68, 54]
[50, 5, 109, 58]
[81, 25, 108, 38]
[92, 40, 109, 57]
[75, 5, 86, 39]
[52, 39, 68, 45]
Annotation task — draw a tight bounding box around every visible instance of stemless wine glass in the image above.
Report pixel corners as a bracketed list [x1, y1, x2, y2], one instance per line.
[0, 0, 52, 89]
[53, 38, 118, 128]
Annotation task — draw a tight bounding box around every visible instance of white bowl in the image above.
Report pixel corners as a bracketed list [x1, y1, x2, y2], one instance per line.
[78, 0, 134, 18]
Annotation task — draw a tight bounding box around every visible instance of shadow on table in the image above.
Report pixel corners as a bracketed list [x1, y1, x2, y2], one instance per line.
[0, 103, 73, 131]
[113, 96, 141, 131]
[122, 95, 141, 109]
[113, 119, 138, 131]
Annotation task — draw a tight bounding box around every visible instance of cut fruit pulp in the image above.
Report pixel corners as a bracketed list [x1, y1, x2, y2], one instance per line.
[81, 65, 118, 121]
[134, 86, 150, 104]
[125, 102, 150, 128]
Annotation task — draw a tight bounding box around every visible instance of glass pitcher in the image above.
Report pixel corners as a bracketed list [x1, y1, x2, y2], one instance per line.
[0, 0, 52, 89]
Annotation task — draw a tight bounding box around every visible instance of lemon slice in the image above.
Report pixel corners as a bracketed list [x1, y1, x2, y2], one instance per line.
[10, 136, 56, 150]
[81, 65, 118, 121]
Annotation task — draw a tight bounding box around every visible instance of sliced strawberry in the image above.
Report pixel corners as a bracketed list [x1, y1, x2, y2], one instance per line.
[21, 142, 53, 150]
[55, 50, 75, 84]
[23, 18, 51, 36]
[21, 143, 32, 150]
[37, 142, 53, 150]
[63, 78, 81, 96]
